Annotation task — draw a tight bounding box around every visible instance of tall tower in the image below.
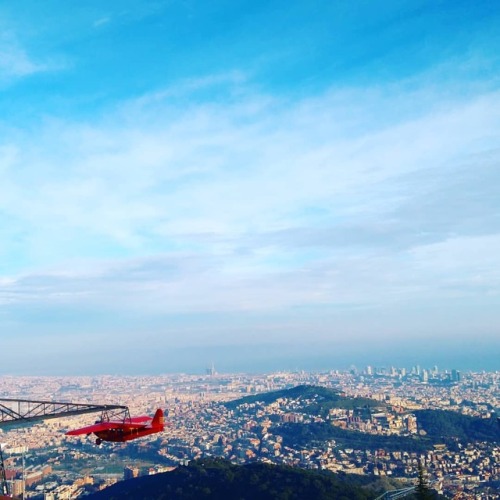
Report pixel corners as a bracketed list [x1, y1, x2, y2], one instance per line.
[206, 361, 216, 377]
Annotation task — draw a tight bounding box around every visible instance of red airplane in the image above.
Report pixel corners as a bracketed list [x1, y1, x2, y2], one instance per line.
[66, 409, 165, 445]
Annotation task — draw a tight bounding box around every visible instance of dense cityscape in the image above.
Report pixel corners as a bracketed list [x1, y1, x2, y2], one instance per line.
[0, 365, 498, 499]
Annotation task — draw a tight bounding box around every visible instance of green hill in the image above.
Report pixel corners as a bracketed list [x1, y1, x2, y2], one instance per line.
[89, 458, 396, 500]
[274, 422, 431, 453]
[414, 410, 499, 443]
[226, 385, 382, 413]
[228, 385, 499, 452]
[273, 411, 499, 453]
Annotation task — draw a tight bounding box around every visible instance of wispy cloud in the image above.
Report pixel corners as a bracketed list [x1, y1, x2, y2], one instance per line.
[0, 75, 499, 325]
[93, 17, 111, 28]
[0, 32, 50, 80]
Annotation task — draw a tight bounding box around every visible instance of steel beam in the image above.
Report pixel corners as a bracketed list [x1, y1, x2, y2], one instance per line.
[0, 398, 128, 428]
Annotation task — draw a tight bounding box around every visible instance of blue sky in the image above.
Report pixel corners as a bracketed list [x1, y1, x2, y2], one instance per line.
[0, 1, 499, 374]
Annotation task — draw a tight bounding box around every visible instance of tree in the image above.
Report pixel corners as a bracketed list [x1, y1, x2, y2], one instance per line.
[415, 463, 433, 500]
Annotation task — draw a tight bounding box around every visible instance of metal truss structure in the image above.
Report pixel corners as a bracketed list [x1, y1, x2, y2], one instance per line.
[0, 398, 128, 428]
[374, 486, 417, 499]
[0, 398, 129, 497]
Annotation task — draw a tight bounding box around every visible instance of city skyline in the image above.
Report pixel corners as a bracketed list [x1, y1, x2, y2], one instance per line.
[0, 1, 499, 374]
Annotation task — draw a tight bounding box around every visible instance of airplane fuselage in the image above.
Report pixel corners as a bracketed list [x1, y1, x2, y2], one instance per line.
[94, 426, 162, 443]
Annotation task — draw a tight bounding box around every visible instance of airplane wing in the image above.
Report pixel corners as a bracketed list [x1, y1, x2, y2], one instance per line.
[66, 422, 119, 435]
[128, 416, 152, 425]
[119, 421, 151, 430]
[66, 420, 152, 435]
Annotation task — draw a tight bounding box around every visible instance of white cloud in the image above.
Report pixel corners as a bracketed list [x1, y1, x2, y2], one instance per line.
[0, 77, 499, 323]
[0, 33, 49, 80]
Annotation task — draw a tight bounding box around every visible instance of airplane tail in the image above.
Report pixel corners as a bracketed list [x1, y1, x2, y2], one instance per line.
[152, 408, 164, 429]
